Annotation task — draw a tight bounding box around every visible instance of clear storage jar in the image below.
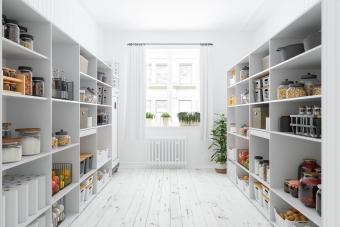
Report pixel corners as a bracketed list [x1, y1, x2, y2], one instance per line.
[15, 128, 41, 155]
[300, 73, 319, 96]
[254, 156, 263, 175]
[239, 66, 249, 81]
[313, 83, 321, 96]
[32, 77, 44, 97]
[55, 129, 71, 146]
[5, 19, 19, 43]
[299, 172, 321, 208]
[286, 82, 306, 99]
[3, 137, 22, 163]
[277, 79, 293, 99]
[18, 66, 33, 96]
[20, 33, 34, 50]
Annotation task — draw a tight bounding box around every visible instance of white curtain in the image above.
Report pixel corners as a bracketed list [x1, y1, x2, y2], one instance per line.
[123, 44, 146, 140]
[200, 44, 213, 141]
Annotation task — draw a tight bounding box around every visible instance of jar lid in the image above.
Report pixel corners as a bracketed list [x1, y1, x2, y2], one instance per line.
[263, 160, 269, 164]
[254, 156, 263, 160]
[2, 122, 11, 128]
[33, 77, 44, 81]
[18, 66, 33, 72]
[3, 137, 21, 145]
[280, 79, 294, 86]
[19, 26, 27, 33]
[20, 33, 34, 40]
[242, 66, 249, 70]
[55, 129, 68, 135]
[301, 73, 317, 80]
[288, 82, 304, 88]
[15, 128, 40, 133]
[6, 18, 18, 25]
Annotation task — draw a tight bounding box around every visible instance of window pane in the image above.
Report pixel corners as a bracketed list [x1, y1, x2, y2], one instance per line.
[179, 63, 193, 84]
[179, 100, 192, 112]
[155, 63, 168, 84]
[147, 63, 152, 84]
[155, 100, 168, 118]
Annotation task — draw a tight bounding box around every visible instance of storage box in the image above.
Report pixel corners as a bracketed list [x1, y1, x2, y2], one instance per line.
[80, 107, 89, 129]
[253, 182, 263, 206]
[262, 195, 270, 216]
[80, 55, 89, 74]
[261, 76, 270, 87]
[252, 107, 269, 129]
[254, 89, 263, 103]
[262, 87, 270, 101]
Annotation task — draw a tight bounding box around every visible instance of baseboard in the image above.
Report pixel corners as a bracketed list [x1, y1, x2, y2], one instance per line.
[119, 161, 213, 169]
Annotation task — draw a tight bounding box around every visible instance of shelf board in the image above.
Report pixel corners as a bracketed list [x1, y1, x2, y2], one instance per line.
[17, 205, 50, 227]
[97, 104, 112, 108]
[97, 124, 112, 129]
[52, 98, 79, 104]
[2, 152, 50, 171]
[97, 58, 113, 71]
[97, 80, 113, 88]
[80, 72, 97, 81]
[270, 131, 321, 143]
[249, 172, 270, 188]
[2, 37, 48, 60]
[271, 45, 321, 70]
[79, 101, 97, 106]
[235, 161, 249, 173]
[52, 143, 79, 154]
[228, 103, 249, 108]
[228, 78, 249, 89]
[97, 157, 112, 170]
[270, 95, 321, 103]
[80, 169, 97, 183]
[227, 132, 249, 140]
[52, 182, 78, 204]
[80, 127, 97, 137]
[271, 188, 321, 226]
[2, 92, 49, 101]
[249, 128, 270, 139]
[58, 213, 79, 227]
[248, 69, 270, 81]
[249, 101, 270, 105]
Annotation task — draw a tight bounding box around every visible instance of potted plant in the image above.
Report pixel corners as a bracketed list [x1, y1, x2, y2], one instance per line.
[145, 112, 154, 126]
[177, 112, 187, 126]
[209, 114, 227, 173]
[193, 112, 200, 126]
[161, 112, 171, 126]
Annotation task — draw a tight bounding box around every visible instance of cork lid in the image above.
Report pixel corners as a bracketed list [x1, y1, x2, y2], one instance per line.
[15, 128, 41, 133]
[3, 137, 21, 144]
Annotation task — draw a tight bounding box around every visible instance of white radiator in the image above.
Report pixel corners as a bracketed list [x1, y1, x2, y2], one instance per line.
[148, 137, 187, 168]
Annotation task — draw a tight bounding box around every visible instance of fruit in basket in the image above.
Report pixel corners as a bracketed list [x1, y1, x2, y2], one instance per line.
[52, 175, 59, 184]
[279, 208, 308, 222]
[52, 179, 59, 193]
[64, 169, 71, 178]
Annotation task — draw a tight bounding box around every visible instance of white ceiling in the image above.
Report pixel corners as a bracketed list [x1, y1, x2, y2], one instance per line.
[79, 0, 282, 31]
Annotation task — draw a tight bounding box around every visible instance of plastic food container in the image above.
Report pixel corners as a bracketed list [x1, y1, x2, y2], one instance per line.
[5, 19, 20, 43]
[261, 76, 269, 87]
[312, 83, 321, 96]
[262, 87, 270, 101]
[254, 89, 263, 102]
[18, 66, 33, 96]
[255, 79, 262, 89]
[239, 66, 249, 81]
[15, 128, 41, 155]
[20, 33, 34, 50]
[55, 129, 71, 146]
[2, 137, 22, 163]
[253, 182, 263, 205]
[32, 77, 44, 97]
[286, 82, 306, 99]
[276, 43, 305, 62]
[277, 79, 293, 100]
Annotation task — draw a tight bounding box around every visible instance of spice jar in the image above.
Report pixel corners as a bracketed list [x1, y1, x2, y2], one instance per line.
[299, 172, 321, 208]
[32, 77, 44, 97]
[286, 82, 306, 98]
[277, 79, 293, 99]
[20, 33, 34, 50]
[2, 137, 22, 163]
[259, 160, 269, 181]
[18, 66, 33, 96]
[316, 184, 321, 215]
[55, 129, 71, 146]
[52, 133, 58, 149]
[298, 159, 320, 179]
[5, 18, 20, 43]
[313, 83, 321, 96]
[2, 122, 12, 138]
[254, 156, 263, 175]
[15, 128, 41, 155]
[300, 73, 319, 96]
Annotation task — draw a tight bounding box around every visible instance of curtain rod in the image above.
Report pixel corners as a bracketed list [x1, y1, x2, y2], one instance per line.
[127, 43, 213, 46]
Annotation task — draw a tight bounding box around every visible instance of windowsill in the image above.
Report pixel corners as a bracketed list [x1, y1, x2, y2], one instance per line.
[146, 126, 200, 129]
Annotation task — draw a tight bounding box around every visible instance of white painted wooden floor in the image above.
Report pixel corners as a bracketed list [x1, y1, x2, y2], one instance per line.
[72, 169, 271, 227]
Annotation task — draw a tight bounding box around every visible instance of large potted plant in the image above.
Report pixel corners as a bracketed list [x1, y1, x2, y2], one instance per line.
[209, 114, 227, 173]
[145, 112, 154, 126]
[161, 112, 171, 127]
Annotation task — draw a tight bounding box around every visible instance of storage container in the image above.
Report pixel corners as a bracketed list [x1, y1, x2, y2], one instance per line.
[253, 182, 262, 206]
[284, 179, 291, 193]
[289, 180, 299, 198]
[262, 185, 270, 198]
[299, 172, 321, 208]
[32, 77, 44, 97]
[303, 30, 321, 51]
[313, 83, 321, 96]
[2, 122, 12, 138]
[230, 123, 237, 133]
[80, 186, 86, 204]
[252, 107, 269, 129]
[80, 107, 89, 129]
[18, 66, 33, 96]
[254, 89, 263, 103]
[255, 79, 262, 89]
[228, 96, 236, 106]
[274, 208, 310, 227]
[55, 129, 71, 146]
[277, 79, 293, 99]
[262, 55, 269, 70]
[316, 184, 321, 216]
[262, 195, 270, 214]
[262, 87, 270, 101]
[240, 89, 249, 104]
[15, 128, 41, 155]
[52, 163, 72, 193]
[286, 82, 306, 99]
[254, 156, 263, 175]
[298, 159, 320, 179]
[20, 33, 34, 50]
[80, 55, 89, 74]
[276, 43, 305, 62]
[5, 19, 19, 43]
[85, 184, 94, 201]
[300, 73, 319, 96]
[239, 66, 249, 81]
[2, 137, 22, 163]
[261, 76, 269, 87]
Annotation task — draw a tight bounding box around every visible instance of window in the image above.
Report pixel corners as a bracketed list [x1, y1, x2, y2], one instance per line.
[146, 48, 200, 127]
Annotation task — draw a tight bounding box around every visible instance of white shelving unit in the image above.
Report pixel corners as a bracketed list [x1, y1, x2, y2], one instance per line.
[227, 2, 322, 227]
[0, 0, 119, 226]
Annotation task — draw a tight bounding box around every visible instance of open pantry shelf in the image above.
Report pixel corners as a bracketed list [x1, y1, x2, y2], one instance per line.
[227, 2, 322, 226]
[2, 37, 48, 60]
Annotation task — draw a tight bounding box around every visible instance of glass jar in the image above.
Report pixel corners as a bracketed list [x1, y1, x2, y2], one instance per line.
[316, 184, 321, 215]
[18, 66, 33, 96]
[240, 66, 249, 81]
[313, 106, 321, 118]
[15, 128, 41, 155]
[55, 129, 71, 146]
[9, 82, 16, 91]
[313, 83, 321, 96]
[300, 73, 319, 96]
[32, 77, 44, 97]
[259, 160, 269, 181]
[289, 180, 299, 198]
[80, 89, 86, 102]
[2, 122, 12, 138]
[266, 165, 270, 184]
[3, 81, 10, 91]
[299, 172, 321, 208]
[254, 156, 263, 175]
[5, 19, 19, 43]
[9, 68, 16, 78]
[298, 159, 320, 179]
[286, 82, 306, 99]
[2, 15, 6, 37]
[20, 33, 34, 50]
[52, 77, 62, 99]
[19, 25, 27, 34]
[2, 137, 22, 163]
[284, 179, 291, 193]
[2, 67, 10, 77]
[52, 133, 58, 149]
[277, 79, 293, 100]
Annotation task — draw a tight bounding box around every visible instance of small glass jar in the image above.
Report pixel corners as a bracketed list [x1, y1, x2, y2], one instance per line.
[2, 67, 10, 77]
[9, 68, 16, 78]
[52, 133, 58, 149]
[2, 137, 22, 163]
[3, 81, 10, 91]
[32, 77, 44, 97]
[300, 73, 319, 96]
[298, 159, 320, 179]
[289, 180, 299, 198]
[55, 129, 71, 146]
[5, 18, 20, 43]
[277, 79, 293, 100]
[313, 83, 321, 96]
[284, 179, 291, 193]
[254, 156, 263, 175]
[15, 128, 41, 155]
[18, 66, 33, 96]
[316, 184, 321, 215]
[299, 172, 321, 208]
[2, 122, 12, 138]
[286, 82, 306, 99]
[20, 33, 34, 50]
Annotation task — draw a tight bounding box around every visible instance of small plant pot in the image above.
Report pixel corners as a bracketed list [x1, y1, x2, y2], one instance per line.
[215, 162, 227, 174]
[161, 118, 170, 127]
[146, 118, 153, 127]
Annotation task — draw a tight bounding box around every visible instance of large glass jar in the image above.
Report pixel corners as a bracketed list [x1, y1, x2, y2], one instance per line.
[313, 83, 321, 96]
[240, 66, 249, 81]
[18, 66, 33, 96]
[55, 129, 71, 146]
[15, 128, 41, 155]
[32, 77, 45, 97]
[254, 156, 263, 175]
[277, 79, 293, 100]
[2, 122, 12, 138]
[316, 184, 321, 215]
[286, 82, 306, 99]
[289, 180, 299, 198]
[299, 173, 321, 208]
[300, 73, 319, 96]
[20, 33, 34, 50]
[298, 159, 320, 179]
[3, 137, 22, 163]
[5, 19, 19, 43]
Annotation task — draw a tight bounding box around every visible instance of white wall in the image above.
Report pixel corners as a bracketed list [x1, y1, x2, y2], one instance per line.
[99, 31, 253, 168]
[21, 0, 101, 55]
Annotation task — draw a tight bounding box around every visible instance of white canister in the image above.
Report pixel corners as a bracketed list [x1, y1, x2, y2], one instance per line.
[3, 186, 18, 227]
[13, 182, 29, 224]
[15, 128, 41, 155]
[87, 117, 93, 128]
[34, 175, 46, 209]
[2, 137, 22, 163]
[265, 117, 270, 131]
[22, 177, 38, 216]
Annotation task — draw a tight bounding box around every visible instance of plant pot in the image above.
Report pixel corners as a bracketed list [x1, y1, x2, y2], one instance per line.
[161, 118, 170, 127]
[215, 162, 226, 174]
[146, 118, 153, 127]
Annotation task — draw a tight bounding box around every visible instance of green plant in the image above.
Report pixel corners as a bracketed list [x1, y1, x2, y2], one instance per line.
[177, 112, 200, 125]
[208, 114, 227, 164]
[161, 112, 171, 118]
[145, 112, 154, 119]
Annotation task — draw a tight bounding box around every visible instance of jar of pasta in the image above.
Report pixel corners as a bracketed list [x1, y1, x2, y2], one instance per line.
[18, 66, 33, 95]
[286, 82, 306, 99]
[277, 79, 293, 99]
